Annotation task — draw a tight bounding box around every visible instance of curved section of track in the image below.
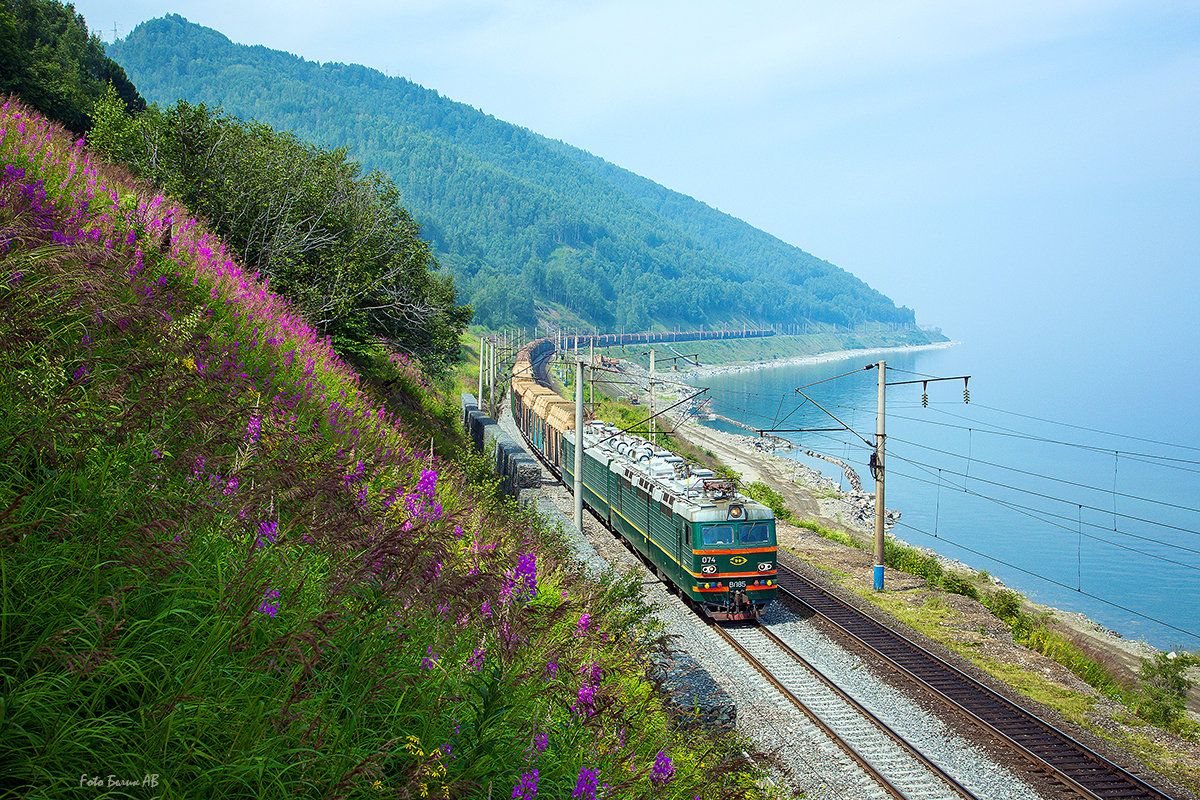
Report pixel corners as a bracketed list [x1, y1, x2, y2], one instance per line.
[775, 565, 1177, 800]
[710, 620, 980, 800]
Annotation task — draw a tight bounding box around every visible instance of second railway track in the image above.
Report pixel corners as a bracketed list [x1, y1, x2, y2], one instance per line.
[774, 563, 1179, 800]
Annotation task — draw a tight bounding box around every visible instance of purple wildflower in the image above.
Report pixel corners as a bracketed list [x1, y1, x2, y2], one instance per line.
[245, 413, 262, 444]
[651, 751, 675, 784]
[421, 645, 438, 670]
[577, 613, 591, 635]
[255, 519, 278, 549]
[258, 588, 280, 618]
[467, 646, 485, 672]
[416, 468, 437, 499]
[573, 683, 595, 717]
[516, 551, 537, 601]
[532, 731, 547, 753]
[571, 767, 599, 800]
[511, 769, 538, 800]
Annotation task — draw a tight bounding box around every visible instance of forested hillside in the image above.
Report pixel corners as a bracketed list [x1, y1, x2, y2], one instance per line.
[107, 15, 929, 335]
[0, 0, 144, 132]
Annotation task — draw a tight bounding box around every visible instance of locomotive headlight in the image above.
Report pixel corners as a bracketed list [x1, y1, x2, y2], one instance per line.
[727, 504, 745, 520]
[757, 562, 773, 572]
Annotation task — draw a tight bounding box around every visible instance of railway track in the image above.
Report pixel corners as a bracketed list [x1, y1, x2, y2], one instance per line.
[710, 619, 980, 800]
[775, 564, 1179, 800]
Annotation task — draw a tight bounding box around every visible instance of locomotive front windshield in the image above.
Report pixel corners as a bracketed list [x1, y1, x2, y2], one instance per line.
[739, 521, 770, 544]
[699, 522, 774, 546]
[701, 525, 735, 545]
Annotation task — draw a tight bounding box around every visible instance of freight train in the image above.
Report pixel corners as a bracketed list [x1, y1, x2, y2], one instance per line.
[510, 340, 777, 620]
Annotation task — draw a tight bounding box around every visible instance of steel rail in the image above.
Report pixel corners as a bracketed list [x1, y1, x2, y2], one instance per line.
[775, 564, 1178, 800]
[755, 623, 979, 800]
[706, 620, 910, 800]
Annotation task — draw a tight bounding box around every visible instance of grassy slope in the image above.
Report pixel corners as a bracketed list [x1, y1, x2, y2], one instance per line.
[0, 100, 768, 800]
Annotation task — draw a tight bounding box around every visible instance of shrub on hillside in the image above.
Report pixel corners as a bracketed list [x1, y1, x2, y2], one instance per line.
[1137, 651, 1199, 728]
[88, 89, 471, 371]
[743, 481, 794, 522]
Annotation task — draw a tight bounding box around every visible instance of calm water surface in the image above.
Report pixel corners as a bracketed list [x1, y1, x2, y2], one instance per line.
[691, 339, 1200, 651]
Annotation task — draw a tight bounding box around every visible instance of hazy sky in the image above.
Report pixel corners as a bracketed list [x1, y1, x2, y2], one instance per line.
[71, 0, 1200, 362]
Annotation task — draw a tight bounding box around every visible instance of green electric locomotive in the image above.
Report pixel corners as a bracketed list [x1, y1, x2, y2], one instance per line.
[562, 421, 777, 620]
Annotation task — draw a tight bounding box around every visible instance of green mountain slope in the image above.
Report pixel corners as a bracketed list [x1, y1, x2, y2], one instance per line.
[107, 14, 925, 335]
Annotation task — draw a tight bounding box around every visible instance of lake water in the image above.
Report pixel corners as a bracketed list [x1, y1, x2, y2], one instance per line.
[691, 338, 1200, 651]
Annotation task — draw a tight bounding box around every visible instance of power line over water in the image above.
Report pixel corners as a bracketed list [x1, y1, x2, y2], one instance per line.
[690, 342, 1200, 650]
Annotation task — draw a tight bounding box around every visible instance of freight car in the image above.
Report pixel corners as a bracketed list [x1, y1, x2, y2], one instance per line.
[510, 341, 777, 620]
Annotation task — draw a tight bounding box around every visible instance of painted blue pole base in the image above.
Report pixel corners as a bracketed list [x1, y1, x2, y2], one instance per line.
[874, 565, 884, 591]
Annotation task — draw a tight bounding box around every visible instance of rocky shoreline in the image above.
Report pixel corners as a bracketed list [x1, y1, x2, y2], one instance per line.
[678, 341, 959, 380]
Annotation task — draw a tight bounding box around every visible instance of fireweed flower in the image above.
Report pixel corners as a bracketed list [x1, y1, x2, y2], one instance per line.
[577, 613, 590, 635]
[421, 645, 438, 670]
[245, 413, 262, 444]
[516, 551, 537, 600]
[532, 731, 547, 753]
[258, 588, 280, 618]
[502, 551, 538, 604]
[255, 519, 278, 548]
[571, 767, 599, 800]
[651, 751, 675, 784]
[416, 468, 437, 499]
[467, 646, 485, 671]
[572, 683, 596, 717]
[511, 769, 538, 800]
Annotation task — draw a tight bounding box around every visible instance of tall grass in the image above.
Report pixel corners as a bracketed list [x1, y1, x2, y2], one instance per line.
[0, 99, 769, 799]
[981, 591, 1199, 737]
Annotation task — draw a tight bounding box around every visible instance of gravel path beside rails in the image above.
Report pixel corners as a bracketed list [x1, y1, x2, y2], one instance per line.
[494, 403, 1050, 800]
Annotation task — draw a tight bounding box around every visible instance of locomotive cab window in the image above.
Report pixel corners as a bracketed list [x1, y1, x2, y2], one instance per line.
[739, 521, 770, 544]
[702, 524, 734, 545]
